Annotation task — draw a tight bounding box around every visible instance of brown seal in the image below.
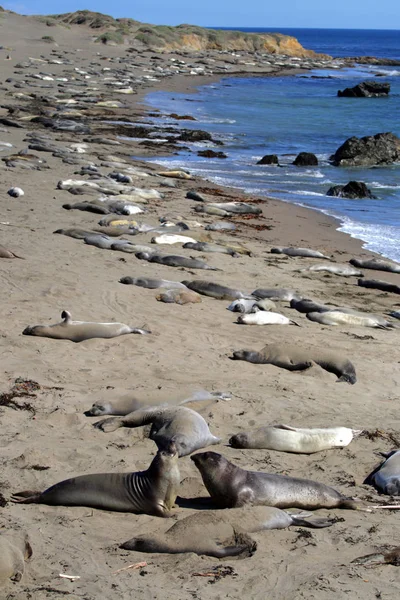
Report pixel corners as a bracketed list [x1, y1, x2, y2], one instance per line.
[0, 244, 24, 259]
[155, 289, 202, 304]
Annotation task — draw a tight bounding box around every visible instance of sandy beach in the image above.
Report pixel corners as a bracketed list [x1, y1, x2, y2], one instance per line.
[1, 11, 400, 600]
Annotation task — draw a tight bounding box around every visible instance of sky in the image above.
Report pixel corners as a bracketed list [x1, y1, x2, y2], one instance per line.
[2, 0, 400, 30]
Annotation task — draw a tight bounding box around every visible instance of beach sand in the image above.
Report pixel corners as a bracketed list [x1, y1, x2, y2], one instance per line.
[0, 11, 399, 600]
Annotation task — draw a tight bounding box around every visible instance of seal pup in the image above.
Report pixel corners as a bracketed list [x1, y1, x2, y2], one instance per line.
[227, 298, 276, 313]
[156, 289, 202, 304]
[85, 389, 230, 417]
[230, 343, 357, 384]
[182, 280, 251, 300]
[236, 312, 300, 326]
[12, 443, 180, 517]
[297, 264, 363, 277]
[0, 532, 32, 587]
[151, 234, 198, 245]
[364, 450, 400, 495]
[135, 253, 221, 271]
[119, 277, 188, 290]
[252, 288, 300, 302]
[22, 310, 150, 342]
[306, 310, 393, 329]
[229, 425, 361, 453]
[271, 247, 331, 259]
[350, 258, 400, 274]
[0, 244, 24, 259]
[358, 279, 400, 295]
[191, 452, 359, 510]
[120, 506, 335, 557]
[94, 406, 220, 457]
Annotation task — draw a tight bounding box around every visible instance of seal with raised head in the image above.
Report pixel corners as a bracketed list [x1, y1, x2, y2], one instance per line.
[230, 343, 356, 384]
[0, 532, 32, 587]
[271, 247, 331, 259]
[350, 258, 400, 274]
[120, 506, 335, 557]
[364, 450, 400, 495]
[182, 280, 251, 300]
[229, 425, 361, 454]
[12, 443, 180, 517]
[94, 406, 220, 457]
[22, 310, 150, 342]
[191, 451, 360, 510]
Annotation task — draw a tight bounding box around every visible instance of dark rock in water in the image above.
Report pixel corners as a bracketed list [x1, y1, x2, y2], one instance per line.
[197, 149, 227, 159]
[169, 113, 196, 121]
[331, 132, 400, 167]
[257, 154, 279, 165]
[177, 129, 223, 145]
[338, 80, 390, 97]
[327, 181, 376, 199]
[293, 152, 318, 166]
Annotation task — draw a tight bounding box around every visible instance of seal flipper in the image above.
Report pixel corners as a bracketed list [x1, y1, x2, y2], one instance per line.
[290, 516, 336, 528]
[11, 490, 43, 503]
[61, 310, 72, 324]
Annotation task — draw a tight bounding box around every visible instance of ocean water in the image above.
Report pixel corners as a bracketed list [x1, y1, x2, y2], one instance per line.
[142, 29, 400, 261]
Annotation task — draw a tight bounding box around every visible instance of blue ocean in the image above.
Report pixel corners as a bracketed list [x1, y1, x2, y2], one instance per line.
[144, 29, 400, 261]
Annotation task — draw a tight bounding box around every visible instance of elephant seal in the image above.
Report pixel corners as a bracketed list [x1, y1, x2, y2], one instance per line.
[208, 202, 262, 215]
[0, 244, 24, 259]
[271, 247, 331, 259]
[182, 280, 251, 300]
[358, 279, 400, 295]
[227, 298, 259, 313]
[252, 288, 300, 302]
[350, 258, 400, 274]
[156, 289, 202, 304]
[390, 310, 400, 320]
[229, 425, 362, 453]
[135, 253, 221, 271]
[85, 389, 230, 417]
[205, 222, 236, 231]
[307, 310, 393, 329]
[119, 276, 188, 290]
[298, 264, 363, 277]
[54, 228, 98, 239]
[290, 298, 332, 313]
[22, 310, 150, 342]
[183, 242, 238, 257]
[236, 312, 300, 326]
[94, 406, 220, 457]
[120, 506, 335, 557]
[364, 450, 400, 495]
[230, 343, 356, 384]
[151, 234, 198, 245]
[191, 452, 359, 509]
[12, 443, 180, 517]
[0, 533, 32, 587]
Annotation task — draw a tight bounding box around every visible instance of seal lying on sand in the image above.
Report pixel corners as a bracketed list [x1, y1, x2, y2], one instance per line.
[364, 450, 400, 495]
[12, 443, 180, 517]
[119, 277, 188, 289]
[358, 279, 400, 295]
[306, 310, 393, 329]
[120, 506, 335, 557]
[271, 247, 331, 259]
[94, 406, 220, 457]
[236, 312, 299, 326]
[297, 264, 363, 277]
[183, 242, 239, 257]
[192, 452, 360, 510]
[350, 258, 400, 274]
[182, 280, 250, 300]
[135, 252, 220, 271]
[229, 425, 361, 453]
[230, 343, 356, 384]
[22, 310, 150, 342]
[0, 244, 24, 259]
[85, 389, 230, 417]
[252, 288, 300, 302]
[0, 532, 32, 587]
[227, 298, 276, 313]
[156, 289, 202, 304]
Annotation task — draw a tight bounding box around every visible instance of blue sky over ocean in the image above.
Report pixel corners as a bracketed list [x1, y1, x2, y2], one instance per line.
[2, 0, 400, 29]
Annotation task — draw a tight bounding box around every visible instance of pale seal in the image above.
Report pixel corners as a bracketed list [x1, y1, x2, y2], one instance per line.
[120, 506, 334, 557]
[350, 258, 400, 274]
[364, 450, 400, 495]
[229, 425, 361, 453]
[191, 451, 359, 509]
[135, 253, 221, 271]
[156, 289, 202, 304]
[94, 406, 220, 457]
[0, 533, 32, 587]
[236, 312, 300, 326]
[119, 276, 188, 289]
[183, 242, 239, 257]
[230, 343, 357, 384]
[0, 244, 24, 259]
[205, 222, 236, 231]
[358, 279, 400, 295]
[252, 288, 300, 302]
[53, 228, 98, 239]
[12, 443, 180, 517]
[271, 247, 331, 259]
[182, 280, 251, 300]
[151, 234, 198, 245]
[306, 310, 393, 329]
[297, 264, 363, 277]
[22, 310, 150, 342]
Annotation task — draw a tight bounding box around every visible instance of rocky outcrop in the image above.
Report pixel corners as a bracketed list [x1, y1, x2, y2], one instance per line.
[257, 154, 279, 165]
[331, 132, 400, 167]
[327, 181, 376, 199]
[197, 150, 227, 159]
[338, 81, 390, 97]
[293, 152, 318, 166]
